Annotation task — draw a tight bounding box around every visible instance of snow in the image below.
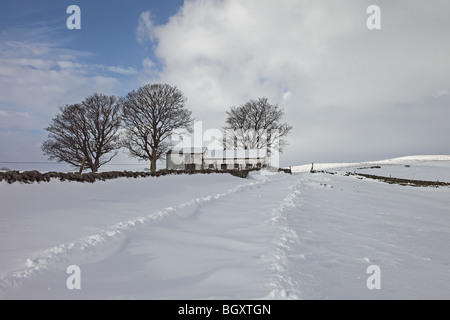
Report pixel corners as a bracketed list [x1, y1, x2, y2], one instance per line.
[1, 156, 449, 299]
[355, 162, 450, 182]
[291, 155, 450, 173]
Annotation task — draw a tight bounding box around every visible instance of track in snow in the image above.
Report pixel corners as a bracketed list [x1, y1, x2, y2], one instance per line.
[2, 162, 450, 300]
[1, 173, 304, 299]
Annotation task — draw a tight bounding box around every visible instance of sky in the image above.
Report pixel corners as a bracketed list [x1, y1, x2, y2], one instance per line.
[0, 0, 449, 170]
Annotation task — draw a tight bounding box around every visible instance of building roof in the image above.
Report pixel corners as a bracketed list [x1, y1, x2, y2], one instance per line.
[204, 149, 267, 160]
[167, 147, 268, 159]
[167, 147, 207, 154]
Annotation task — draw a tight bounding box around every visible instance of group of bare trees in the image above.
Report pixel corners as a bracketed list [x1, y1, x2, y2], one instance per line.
[223, 97, 292, 152]
[42, 84, 291, 173]
[42, 84, 192, 173]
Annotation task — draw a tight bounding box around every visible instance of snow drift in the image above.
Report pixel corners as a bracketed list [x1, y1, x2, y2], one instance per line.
[1, 156, 449, 299]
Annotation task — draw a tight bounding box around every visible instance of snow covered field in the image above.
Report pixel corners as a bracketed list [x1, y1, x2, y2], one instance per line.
[1, 156, 449, 300]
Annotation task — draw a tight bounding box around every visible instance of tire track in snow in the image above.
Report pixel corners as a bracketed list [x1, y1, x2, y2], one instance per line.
[0, 176, 277, 293]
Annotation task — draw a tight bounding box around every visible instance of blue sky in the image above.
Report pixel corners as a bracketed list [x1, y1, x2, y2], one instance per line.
[0, 0, 184, 169]
[0, 0, 182, 57]
[1, 0, 450, 170]
[0, 0, 183, 94]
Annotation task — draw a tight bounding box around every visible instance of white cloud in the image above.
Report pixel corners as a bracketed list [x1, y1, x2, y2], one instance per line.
[0, 56, 86, 110]
[93, 76, 121, 94]
[137, 11, 157, 43]
[152, 0, 360, 108]
[57, 60, 83, 70]
[107, 66, 138, 76]
[0, 129, 47, 163]
[137, 0, 450, 164]
[281, 91, 292, 106]
[8, 58, 55, 70]
[0, 40, 133, 162]
[2, 1, 449, 166]
[0, 41, 130, 113]
[432, 89, 450, 99]
[142, 58, 155, 69]
[2, 41, 51, 57]
[0, 110, 45, 131]
[138, 57, 160, 84]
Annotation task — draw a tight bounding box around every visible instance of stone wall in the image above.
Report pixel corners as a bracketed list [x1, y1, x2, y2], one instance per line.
[0, 168, 268, 184]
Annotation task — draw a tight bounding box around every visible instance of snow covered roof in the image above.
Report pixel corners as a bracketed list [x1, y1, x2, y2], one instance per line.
[167, 147, 268, 159]
[204, 149, 267, 160]
[167, 147, 207, 154]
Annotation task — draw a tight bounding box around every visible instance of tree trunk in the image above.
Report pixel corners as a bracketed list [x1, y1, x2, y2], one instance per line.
[79, 155, 87, 174]
[150, 159, 157, 174]
[150, 148, 157, 173]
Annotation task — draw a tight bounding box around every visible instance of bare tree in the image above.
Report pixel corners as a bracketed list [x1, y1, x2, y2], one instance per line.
[224, 97, 292, 152]
[42, 93, 122, 173]
[121, 84, 193, 173]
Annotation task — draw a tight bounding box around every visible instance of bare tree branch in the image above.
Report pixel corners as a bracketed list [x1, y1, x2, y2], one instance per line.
[121, 84, 193, 173]
[42, 93, 122, 172]
[224, 97, 292, 152]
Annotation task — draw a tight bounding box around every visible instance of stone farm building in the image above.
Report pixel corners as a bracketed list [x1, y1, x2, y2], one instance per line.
[166, 147, 268, 171]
